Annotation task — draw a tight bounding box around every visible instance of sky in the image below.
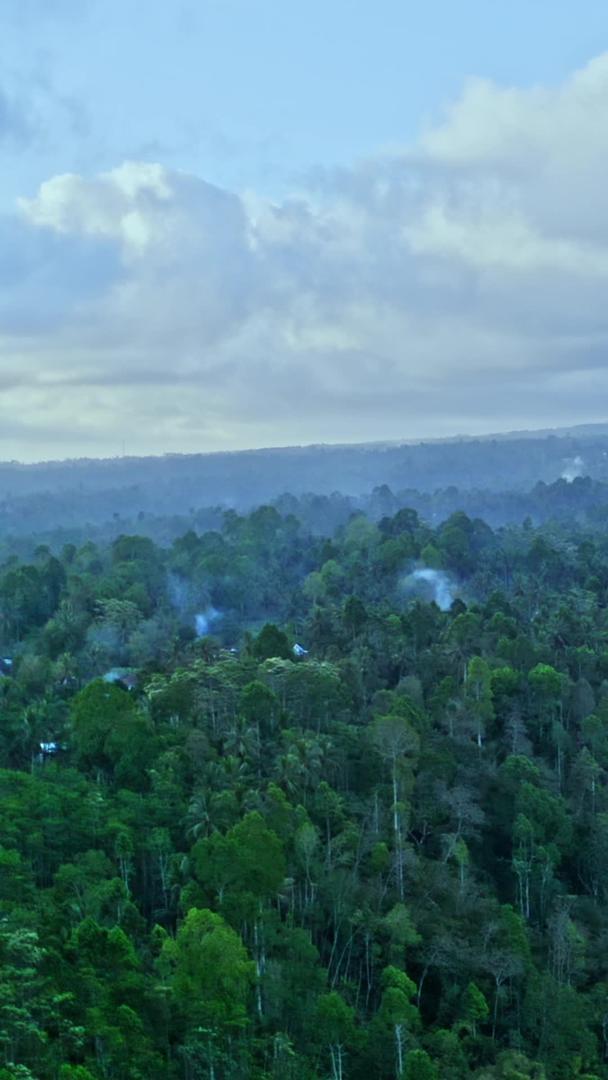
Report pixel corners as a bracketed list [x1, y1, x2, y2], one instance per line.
[2, 0, 608, 461]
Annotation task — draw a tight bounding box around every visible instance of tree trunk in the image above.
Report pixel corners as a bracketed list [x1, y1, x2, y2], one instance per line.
[395, 1022, 404, 1077]
[392, 759, 404, 900]
[330, 1042, 345, 1080]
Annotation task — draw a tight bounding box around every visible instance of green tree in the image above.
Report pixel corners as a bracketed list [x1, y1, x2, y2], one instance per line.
[461, 981, 489, 1037]
[404, 1049, 439, 1080]
[252, 624, 292, 661]
[372, 714, 419, 899]
[379, 966, 419, 1078]
[316, 991, 356, 1080]
[161, 907, 254, 1076]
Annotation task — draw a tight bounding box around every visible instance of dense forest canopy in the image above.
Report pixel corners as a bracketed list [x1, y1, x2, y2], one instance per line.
[1, 485, 608, 1077]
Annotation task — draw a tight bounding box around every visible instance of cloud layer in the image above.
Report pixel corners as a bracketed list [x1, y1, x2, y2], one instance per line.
[4, 54, 608, 459]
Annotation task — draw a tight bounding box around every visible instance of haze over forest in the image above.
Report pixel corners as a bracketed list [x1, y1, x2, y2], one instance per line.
[0, 423, 606, 547]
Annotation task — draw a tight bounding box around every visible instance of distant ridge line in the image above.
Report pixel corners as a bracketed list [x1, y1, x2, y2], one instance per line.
[3, 420, 608, 470]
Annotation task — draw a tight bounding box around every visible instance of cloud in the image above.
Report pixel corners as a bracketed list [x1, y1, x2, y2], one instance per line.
[419, 55, 608, 174]
[5, 54, 608, 459]
[0, 212, 121, 334]
[19, 163, 174, 249]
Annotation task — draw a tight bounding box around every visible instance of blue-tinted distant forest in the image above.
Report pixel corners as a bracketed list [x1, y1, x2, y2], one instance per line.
[2, 426, 608, 549]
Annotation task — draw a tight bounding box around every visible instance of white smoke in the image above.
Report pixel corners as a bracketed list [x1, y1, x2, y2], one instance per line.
[167, 572, 191, 614]
[102, 668, 124, 683]
[102, 668, 136, 686]
[195, 606, 221, 637]
[410, 568, 455, 611]
[561, 455, 585, 482]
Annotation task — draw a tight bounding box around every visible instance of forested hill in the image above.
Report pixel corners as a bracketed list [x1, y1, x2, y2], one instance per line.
[2, 432, 608, 544]
[2, 503, 608, 1076]
[1, 422, 608, 523]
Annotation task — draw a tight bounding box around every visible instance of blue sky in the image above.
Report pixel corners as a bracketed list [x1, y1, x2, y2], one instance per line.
[5, 0, 607, 200]
[2, 0, 608, 459]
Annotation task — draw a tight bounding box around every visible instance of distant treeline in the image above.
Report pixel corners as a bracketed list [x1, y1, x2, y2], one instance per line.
[1, 473, 608, 559]
[1, 425, 608, 520]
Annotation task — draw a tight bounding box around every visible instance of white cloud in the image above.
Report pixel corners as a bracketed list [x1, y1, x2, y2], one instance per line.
[5, 54, 608, 459]
[420, 55, 608, 170]
[404, 203, 608, 276]
[19, 163, 173, 253]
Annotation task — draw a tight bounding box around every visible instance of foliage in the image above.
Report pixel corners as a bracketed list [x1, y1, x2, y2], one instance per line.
[0, 498, 607, 1075]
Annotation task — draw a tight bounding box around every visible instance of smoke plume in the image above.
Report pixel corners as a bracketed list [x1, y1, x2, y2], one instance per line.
[561, 455, 585, 482]
[409, 568, 455, 611]
[194, 607, 221, 637]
